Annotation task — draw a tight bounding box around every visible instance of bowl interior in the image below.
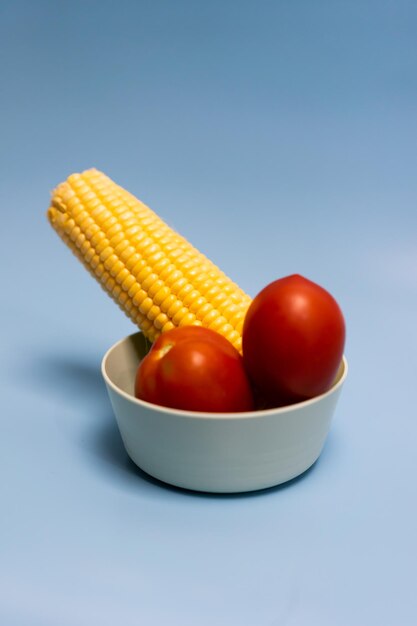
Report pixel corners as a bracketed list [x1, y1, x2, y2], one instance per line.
[102, 332, 347, 416]
[104, 332, 151, 398]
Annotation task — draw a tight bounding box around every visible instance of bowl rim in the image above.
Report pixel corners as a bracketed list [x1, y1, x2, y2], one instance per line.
[101, 331, 348, 421]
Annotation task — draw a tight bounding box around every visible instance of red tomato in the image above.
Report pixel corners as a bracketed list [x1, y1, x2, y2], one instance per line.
[242, 274, 345, 406]
[135, 326, 254, 413]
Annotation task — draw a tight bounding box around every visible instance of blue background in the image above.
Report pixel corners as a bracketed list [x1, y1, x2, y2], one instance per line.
[1, 1, 417, 624]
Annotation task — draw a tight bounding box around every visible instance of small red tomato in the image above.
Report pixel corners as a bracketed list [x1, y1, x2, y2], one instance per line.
[135, 326, 254, 413]
[242, 274, 345, 406]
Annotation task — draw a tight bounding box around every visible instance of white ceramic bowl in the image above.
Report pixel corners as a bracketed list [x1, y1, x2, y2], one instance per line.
[102, 332, 348, 493]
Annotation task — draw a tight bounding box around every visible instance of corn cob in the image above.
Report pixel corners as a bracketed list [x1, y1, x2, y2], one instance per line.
[47, 169, 251, 352]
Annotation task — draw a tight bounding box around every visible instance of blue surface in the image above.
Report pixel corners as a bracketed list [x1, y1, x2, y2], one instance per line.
[1, 1, 417, 624]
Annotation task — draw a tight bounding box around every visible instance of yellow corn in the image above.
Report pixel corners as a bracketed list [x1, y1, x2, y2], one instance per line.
[47, 169, 251, 352]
